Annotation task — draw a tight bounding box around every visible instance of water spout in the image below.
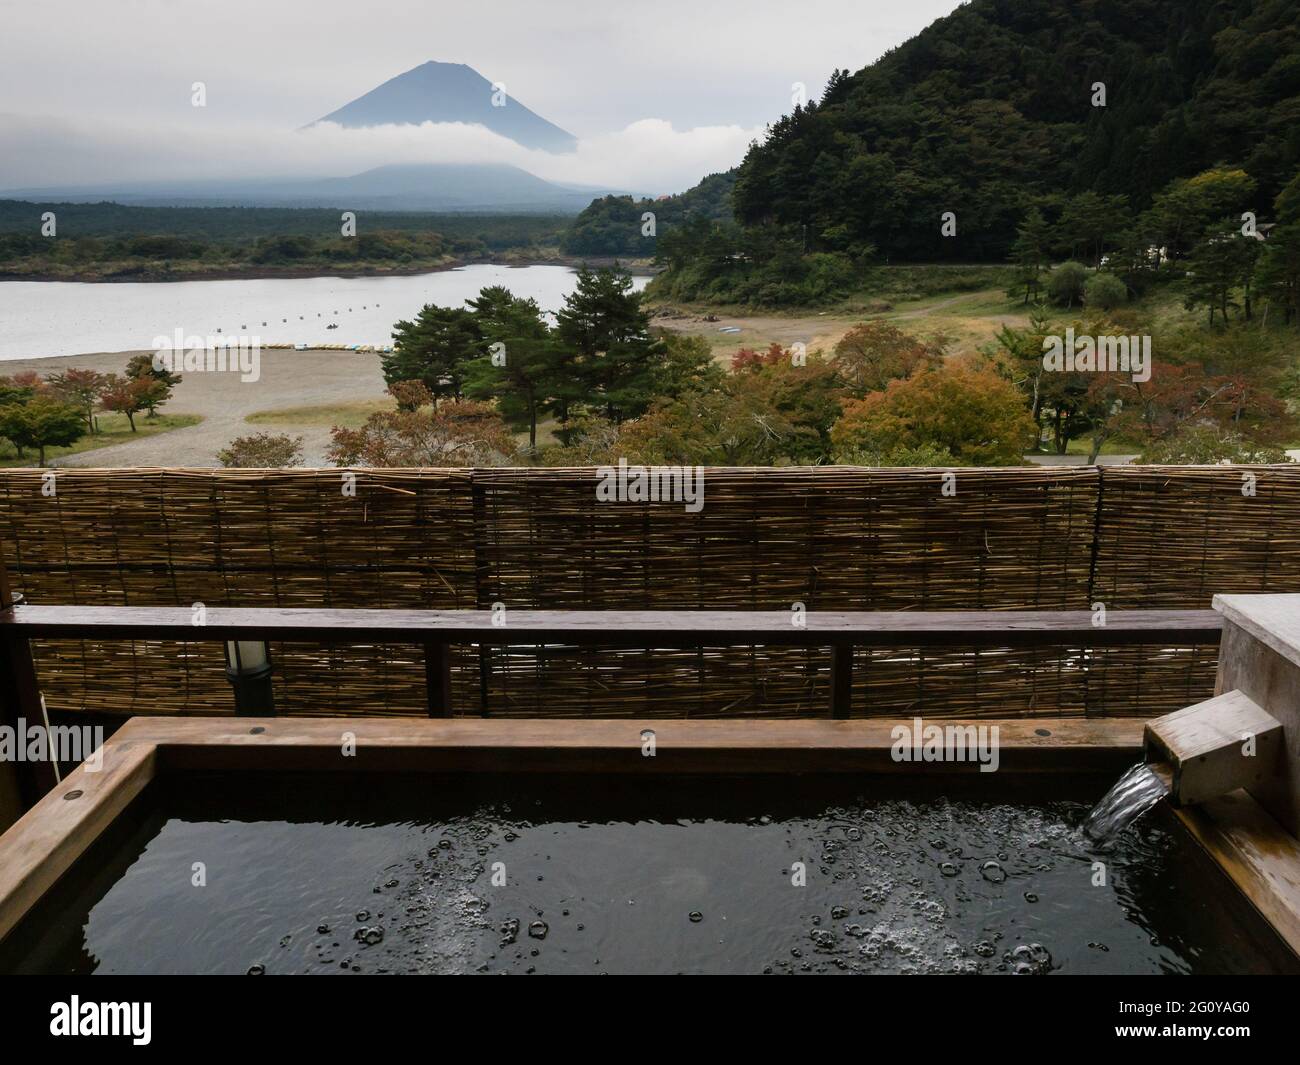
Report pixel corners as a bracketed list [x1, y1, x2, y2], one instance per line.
[1084, 762, 1172, 844]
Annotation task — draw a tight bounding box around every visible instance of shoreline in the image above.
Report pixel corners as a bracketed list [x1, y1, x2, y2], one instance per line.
[0, 255, 659, 285]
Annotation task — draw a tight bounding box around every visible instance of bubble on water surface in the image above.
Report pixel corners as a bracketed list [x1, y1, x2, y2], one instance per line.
[980, 861, 1007, 883]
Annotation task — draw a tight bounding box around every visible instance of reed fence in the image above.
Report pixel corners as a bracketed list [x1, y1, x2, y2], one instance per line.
[2, 464, 1295, 720]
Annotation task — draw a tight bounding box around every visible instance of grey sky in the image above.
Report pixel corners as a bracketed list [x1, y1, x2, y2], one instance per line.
[0, 0, 963, 191]
[1, 0, 961, 131]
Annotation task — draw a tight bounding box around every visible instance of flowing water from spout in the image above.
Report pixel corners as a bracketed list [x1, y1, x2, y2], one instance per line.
[1084, 763, 1170, 844]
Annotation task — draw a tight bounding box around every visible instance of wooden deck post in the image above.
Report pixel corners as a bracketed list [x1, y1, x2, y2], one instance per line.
[0, 548, 59, 817]
[831, 644, 853, 718]
[423, 640, 453, 717]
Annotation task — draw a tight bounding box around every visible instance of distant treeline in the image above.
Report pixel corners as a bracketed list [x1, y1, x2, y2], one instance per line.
[0, 202, 575, 278]
[0, 201, 566, 254]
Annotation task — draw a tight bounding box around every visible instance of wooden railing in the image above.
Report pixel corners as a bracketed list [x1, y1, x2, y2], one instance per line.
[2, 604, 1222, 708]
[0, 599, 1223, 807]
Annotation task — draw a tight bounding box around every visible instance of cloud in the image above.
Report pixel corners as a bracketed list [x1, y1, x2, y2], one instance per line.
[0, 113, 762, 197]
[527, 119, 758, 191]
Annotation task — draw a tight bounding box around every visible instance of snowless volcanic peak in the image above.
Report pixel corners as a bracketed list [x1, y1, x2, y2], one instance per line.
[315, 60, 578, 153]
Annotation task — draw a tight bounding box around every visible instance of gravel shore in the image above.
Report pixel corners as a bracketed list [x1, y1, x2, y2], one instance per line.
[3, 348, 388, 466]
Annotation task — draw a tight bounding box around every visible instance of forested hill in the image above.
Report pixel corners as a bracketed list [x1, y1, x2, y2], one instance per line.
[723, 0, 1300, 263]
[560, 171, 736, 256]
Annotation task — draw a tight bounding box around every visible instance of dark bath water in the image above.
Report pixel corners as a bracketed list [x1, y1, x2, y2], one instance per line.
[2, 773, 1295, 975]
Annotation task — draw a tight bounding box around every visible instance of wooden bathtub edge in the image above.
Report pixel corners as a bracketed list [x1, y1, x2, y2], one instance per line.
[0, 724, 158, 945]
[1173, 790, 1300, 961]
[0, 714, 1147, 949]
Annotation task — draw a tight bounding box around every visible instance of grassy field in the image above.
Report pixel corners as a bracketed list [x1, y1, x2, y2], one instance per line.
[651, 268, 1299, 369]
[245, 399, 392, 430]
[0, 412, 202, 468]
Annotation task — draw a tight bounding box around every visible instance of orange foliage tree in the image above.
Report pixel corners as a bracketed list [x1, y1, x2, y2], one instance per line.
[830, 356, 1036, 465]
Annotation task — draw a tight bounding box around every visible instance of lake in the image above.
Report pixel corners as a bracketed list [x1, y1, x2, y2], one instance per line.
[0, 264, 650, 360]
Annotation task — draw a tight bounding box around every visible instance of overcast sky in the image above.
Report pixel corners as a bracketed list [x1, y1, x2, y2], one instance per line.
[0, 0, 964, 192]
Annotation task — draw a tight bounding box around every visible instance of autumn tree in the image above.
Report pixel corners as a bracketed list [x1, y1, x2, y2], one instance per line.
[829, 323, 945, 396]
[218, 432, 305, 468]
[328, 386, 516, 467]
[126, 353, 180, 418]
[97, 374, 159, 431]
[46, 368, 107, 433]
[830, 356, 1036, 466]
[618, 383, 798, 466]
[1078, 361, 1292, 463]
[729, 344, 844, 462]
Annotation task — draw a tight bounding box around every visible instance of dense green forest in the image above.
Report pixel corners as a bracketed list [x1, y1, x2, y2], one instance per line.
[0, 202, 568, 278]
[651, 0, 1300, 305]
[0, 201, 566, 245]
[560, 172, 736, 256]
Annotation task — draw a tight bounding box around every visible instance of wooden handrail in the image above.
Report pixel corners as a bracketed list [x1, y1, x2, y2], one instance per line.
[0, 603, 1224, 735]
[0, 605, 1223, 648]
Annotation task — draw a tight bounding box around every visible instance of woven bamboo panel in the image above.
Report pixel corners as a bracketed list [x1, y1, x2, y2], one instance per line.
[0, 465, 1282, 720]
[1090, 466, 1300, 607]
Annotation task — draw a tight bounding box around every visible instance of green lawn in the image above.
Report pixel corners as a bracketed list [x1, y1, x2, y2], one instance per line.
[0, 412, 202, 468]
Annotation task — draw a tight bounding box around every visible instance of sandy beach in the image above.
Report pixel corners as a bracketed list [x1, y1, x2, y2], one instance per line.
[2, 349, 389, 467]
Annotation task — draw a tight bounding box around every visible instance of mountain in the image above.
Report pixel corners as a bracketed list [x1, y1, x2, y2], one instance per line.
[3, 163, 628, 214]
[677, 0, 1300, 262]
[315, 61, 578, 153]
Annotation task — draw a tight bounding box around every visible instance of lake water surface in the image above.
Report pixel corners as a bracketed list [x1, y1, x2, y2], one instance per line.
[0, 264, 649, 360]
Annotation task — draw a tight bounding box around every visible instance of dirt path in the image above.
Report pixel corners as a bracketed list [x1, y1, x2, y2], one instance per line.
[651, 290, 1026, 361]
[4, 349, 388, 467]
[891, 294, 969, 319]
[651, 310, 859, 359]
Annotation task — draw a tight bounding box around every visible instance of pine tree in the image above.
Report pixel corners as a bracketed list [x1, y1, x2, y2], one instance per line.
[555, 267, 666, 424]
[461, 287, 559, 452]
[386, 305, 482, 403]
[1009, 207, 1052, 303]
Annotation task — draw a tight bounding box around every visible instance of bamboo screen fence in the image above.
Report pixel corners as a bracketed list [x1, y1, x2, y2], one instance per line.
[2, 464, 1297, 720]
